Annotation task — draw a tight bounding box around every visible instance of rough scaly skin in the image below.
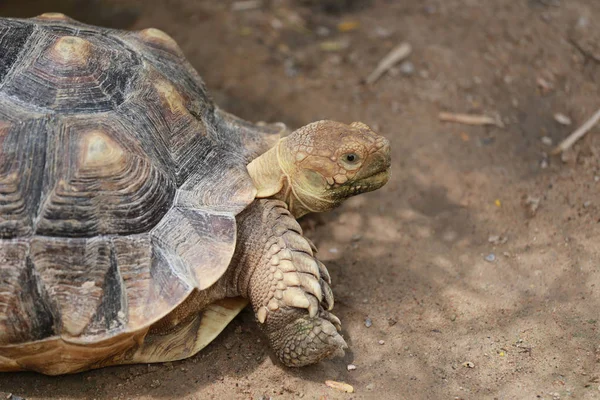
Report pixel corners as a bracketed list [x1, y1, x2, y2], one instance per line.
[224, 199, 346, 366]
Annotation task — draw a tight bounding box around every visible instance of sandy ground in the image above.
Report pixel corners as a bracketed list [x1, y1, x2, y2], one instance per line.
[1, 0, 600, 399]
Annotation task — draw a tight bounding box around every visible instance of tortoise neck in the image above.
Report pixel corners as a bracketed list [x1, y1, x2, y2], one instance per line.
[247, 140, 318, 218]
[247, 142, 292, 206]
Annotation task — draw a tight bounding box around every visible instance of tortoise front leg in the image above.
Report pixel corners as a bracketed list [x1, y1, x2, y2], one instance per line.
[231, 199, 347, 366]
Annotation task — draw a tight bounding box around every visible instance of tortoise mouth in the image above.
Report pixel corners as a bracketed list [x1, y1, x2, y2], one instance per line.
[346, 147, 392, 196]
[347, 168, 391, 195]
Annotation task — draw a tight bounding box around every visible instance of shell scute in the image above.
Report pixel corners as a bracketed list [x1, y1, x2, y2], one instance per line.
[35, 117, 176, 237]
[117, 29, 213, 122]
[1, 27, 141, 114]
[0, 20, 34, 84]
[0, 108, 49, 238]
[0, 241, 57, 345]
[116, 68, 209, 185]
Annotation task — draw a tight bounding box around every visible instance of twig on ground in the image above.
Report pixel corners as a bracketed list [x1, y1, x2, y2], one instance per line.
[231, 0, 262, 11]
[552, 108, 600, 154]
[438, 112, 503, 127]
[366, 42, 412, 84]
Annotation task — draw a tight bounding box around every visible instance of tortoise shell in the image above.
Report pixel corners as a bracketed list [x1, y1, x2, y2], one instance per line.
[0, 14, 275, 373]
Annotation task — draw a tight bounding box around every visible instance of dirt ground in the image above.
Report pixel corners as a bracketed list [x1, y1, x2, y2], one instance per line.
[1, 0, 600, 399]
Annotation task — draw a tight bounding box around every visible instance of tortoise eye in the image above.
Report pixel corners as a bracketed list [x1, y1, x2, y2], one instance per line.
[344, 153, 359, 163]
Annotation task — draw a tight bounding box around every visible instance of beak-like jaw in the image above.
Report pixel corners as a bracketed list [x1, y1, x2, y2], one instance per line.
[351, 155, 391, 194]
[351, 136, 391, 192]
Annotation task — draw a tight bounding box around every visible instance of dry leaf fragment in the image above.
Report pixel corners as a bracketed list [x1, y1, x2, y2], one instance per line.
[337, 20, 360, 32]
[325, 380, 355, 393]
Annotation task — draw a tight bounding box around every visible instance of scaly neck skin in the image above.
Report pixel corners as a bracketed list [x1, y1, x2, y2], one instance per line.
[246, 142, 318, 218]
[247, 144, 287, 197]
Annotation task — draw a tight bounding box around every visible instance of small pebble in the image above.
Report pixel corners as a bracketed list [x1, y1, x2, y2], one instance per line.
[347, 364, 357, 371]
[270, 18, 283, 30]
[541, 136, 553, 146]
[463, 361, 475, 368]
[488, 235, 507, 245]
[378, 340, 385, 345]
[423, 5, 437, 14]
[399, 61, 415, 76]
[388, 317, 398, 326]
[537, 77, 553, 92]
[283, 59, 298, 77]
[450, 314, 457, 321]
[540, 159, 548, 169]
[554, 113, 572, 126]
[351, 233, 362, 241]
[316, 26, 330, 37]
[595, 176, 600, 182]
[329, 248, 339, 254]
[584, 201, 591, 208]
[365, 317, 373, 328]
[150, 379, 161, 388]
[484, 253, 496, 262]
[523, 195, 541, 217]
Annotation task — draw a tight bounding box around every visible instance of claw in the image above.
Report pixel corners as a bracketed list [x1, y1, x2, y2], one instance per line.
[283, 272, 323, 302]
[321, 320, 338, 336]
[307, 295, 319, 318]
[257, 306, 268, 323]
[290, 251, 320, 278]
[316, 260, 331, 284]
[282, 287, 311, 310]
[331, 334, 348, 357]
[321, 280, 334, 310]
[321, 311, 342, 331]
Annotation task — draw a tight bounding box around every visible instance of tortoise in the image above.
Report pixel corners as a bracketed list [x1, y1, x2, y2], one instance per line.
[0, 13, 391, 375]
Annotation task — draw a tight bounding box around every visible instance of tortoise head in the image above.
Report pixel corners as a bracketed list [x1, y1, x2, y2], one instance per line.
[248, 120, 391, 217]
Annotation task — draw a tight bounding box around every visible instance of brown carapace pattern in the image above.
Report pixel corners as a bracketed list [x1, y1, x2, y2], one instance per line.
[0, 14, 270, 373]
